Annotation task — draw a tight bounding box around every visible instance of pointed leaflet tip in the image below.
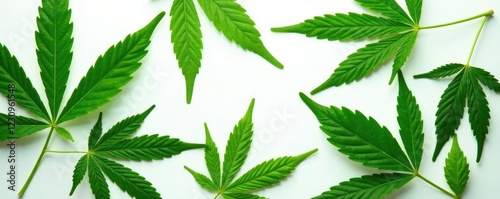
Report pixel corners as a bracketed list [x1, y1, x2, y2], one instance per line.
[185, 74, 196, 104]
[142, 11, 166, 33]
[299, 92, 327, 116]
[245, 98, 256, 119]
[270, 25, 302, 33]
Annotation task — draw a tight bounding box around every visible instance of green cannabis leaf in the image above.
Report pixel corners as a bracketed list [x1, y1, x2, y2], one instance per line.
[70, 107, 205, 199]
[301, 72, 466, 199]
[0, 0, 165, 196]
[170, 0, 283, 104]
[413, 13, 497, 162]
[272, 0, 493, 94]
[415, 64, 499, 162]
[444, 135, 470, 198]
[185, 99, 317, 198]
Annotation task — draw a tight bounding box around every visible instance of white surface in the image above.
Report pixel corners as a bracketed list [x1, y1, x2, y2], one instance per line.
[1, 0, 499, 198]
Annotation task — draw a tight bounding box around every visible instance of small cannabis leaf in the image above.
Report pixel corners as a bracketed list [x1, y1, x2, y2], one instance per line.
[414, 64, 500, 162]
[185, 99, 317, 198]
[71, 106, 205, 199]
[272, 0, 421, 94]
[170, 0, 283, 104]
[301, 72, 465, 198]
[444, 135, 470, 198]
[0, 0, 165, 141]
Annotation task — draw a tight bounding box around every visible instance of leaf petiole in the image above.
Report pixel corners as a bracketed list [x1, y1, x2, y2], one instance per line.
[416, 173, 458, 199]
[466, 15, 490, 66]
[419, 10, 493, 30]
[18, 127, 55, 197]
[214, 193, 221, 199]
[45, 150, 87, 154]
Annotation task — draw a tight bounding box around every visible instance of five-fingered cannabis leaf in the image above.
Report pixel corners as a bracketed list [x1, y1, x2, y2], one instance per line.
[300, 72, 470, 199]
[70, 106, 205, 199]
[272, 0, 493, 95]
[0, 0, 165, 196]
[415, 63, 500, 162]
[169, 0, 283, 104]
[185, 99, 317, 198]
[413, 14, 498, 162]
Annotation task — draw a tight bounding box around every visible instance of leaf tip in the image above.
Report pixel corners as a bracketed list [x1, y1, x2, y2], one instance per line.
[245, 98, 256, 118]
[185, 75, 196, 104]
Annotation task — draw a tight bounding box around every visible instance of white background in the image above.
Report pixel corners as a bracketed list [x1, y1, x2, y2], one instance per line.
[1, 0, 499, 198]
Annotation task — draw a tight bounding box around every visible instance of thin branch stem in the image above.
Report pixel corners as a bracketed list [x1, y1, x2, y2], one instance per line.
[214, 193, 221, 199]
[416, 173, 457, 199]
[465, 15, 490, 66]
[419, 10, 493, 30]
[45, 150, 87, 154]
[18, 127, 55, 197]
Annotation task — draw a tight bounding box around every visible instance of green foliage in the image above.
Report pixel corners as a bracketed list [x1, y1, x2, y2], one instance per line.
[415, 64, 499, 162]
[0, 0, 165, 141]
[444, 135, 470, 198]
[185, 99, 317, 198]
[301, 72, 469, 199]
[71, 108, 205, 199]
[272, 0, 420, 93]
[170, 0, 282, 103]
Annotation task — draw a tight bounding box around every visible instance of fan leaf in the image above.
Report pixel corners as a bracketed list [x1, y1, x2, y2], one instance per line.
[0, 114, 49, 141]
[95, 134, 205, 161]
[54, 126, 73, 142]
[87, 156, 110, 199]
[225, 149, 317, 193]
[472, 66, 500, 93]
[170, 0, 203, 104]
[444, 135, 470, 198]
[88, 112, 103, 149]
[354, 0, 413, 25]
[311, 31, 415, 94]
[35, 0, 74, 119]
[224, 193, 266, 199]
[300, 93, 413, 172]
[0, 44, 50, 121]
[197, 0, 282, 68]
[313, 173, 413, 199]
[221, 99, 255, 188]
[57, 12, 165, 124]
[396, 71, 423, 170]
[271, 13, 413, 41]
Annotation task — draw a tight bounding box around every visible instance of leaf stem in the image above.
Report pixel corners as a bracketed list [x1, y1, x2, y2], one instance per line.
[18, 127, 55, 197]
[214, 193, 221, 199]
[465, 15, 490, 66]
[419, 10, 493, 30]
[45, 150, 87, 154]
[416, 173, 457, 199]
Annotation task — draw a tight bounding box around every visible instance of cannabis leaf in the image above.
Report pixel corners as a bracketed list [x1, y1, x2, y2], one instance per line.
[71, 107, 205, 199]
[301, 72, 465, 198]
[415, 64, 500, 162]
[0, 0, 166, 196]
[272, 0, 420, 94]
[444, 135, 470, 198]
[185, 99, 317, 198]
[170, 0, 283, 104]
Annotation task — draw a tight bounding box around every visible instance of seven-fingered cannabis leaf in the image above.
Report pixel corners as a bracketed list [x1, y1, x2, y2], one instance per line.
[272, 0, 493, 94]
[0, 0, 165, 196]
[300, 72, 470, 199]
[184, 99, 317, 198]
[413, 15, 498, 162]
[169, 0, 283, 104]
[70, 106, 205, 199]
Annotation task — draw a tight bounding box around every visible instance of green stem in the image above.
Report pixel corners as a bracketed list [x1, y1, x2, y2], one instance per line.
[416, 173, 457, 199]
[18, 127, 55, 197]
[465, 15, 489, 66]
[45, 150, 87, 154]
[419, 10, 493, 30]
[214, 193, 221, 199]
